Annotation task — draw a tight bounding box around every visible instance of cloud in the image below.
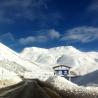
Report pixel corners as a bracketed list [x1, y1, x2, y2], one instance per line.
[61, 26, 98, 43]
[48, 29, 61, 39]
[0, 0, 62, 25]
[87, 0, 98, 18]
[19, 36, 36, 45]
[88, 0, 98, 11]
[0, 10, 13, 23]
[0, 32, 15, 41]
[0, 32, 17, 48]
[0, 0, 49, 23]
[19, 29, 61, 45]
[19, 35, 48, 45]
[84, 0, 98, 25]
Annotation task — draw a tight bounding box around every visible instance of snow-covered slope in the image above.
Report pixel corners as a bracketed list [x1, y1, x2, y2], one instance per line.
[46, 76, 98, 97]
[20, 46, 98, 76]
[0, 43, 45, 74]
[0, 43, 53, 84]
[46, 76, 78, 90]
[0, 67, 22, 88]
[0, 43, 52, 84]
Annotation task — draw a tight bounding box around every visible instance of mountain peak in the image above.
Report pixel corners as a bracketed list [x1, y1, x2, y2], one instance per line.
[49, 46, 80, 54]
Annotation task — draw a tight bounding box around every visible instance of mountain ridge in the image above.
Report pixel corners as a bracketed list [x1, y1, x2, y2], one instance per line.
[0, 42, 98, 82]
[20, 45, 98, 76]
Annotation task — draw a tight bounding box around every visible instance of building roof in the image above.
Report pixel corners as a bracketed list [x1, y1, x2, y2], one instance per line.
[53, 65, 71, 69]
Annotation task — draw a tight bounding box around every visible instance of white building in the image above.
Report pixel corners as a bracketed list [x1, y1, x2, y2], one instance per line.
[53, 65, 71, 80]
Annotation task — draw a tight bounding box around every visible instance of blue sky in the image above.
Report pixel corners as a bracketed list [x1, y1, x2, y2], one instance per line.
[0, 0, 98, 52]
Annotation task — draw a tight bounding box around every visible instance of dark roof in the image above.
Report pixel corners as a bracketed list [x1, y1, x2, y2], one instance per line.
[53, 65, 71, 69]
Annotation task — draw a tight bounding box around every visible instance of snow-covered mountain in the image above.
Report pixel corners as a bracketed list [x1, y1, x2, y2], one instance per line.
[0, 42, 52, 87]
[0, 43, 42, 73]
[20, 46, 98, 76]
[1, 42, 98, 83]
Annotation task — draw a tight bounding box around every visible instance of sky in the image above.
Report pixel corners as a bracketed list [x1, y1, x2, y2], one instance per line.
[0, 0, 98, 52]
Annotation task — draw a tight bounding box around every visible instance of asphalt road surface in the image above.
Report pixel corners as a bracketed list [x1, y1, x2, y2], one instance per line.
[0, 79, 62, 98]
[0, 79, 98, 98]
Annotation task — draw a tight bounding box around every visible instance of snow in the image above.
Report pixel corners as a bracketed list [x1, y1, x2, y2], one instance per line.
[1, 42, 98, 88]
[46, 76, 78, 90]
[20, 45, 98, 87]
[57, 54, 75, 67]
[24, 72, 53, 81]
[20, 47, 48, 61]
[46, 76, 98, 97]
[0, 42, 46, 73]
[20, 45, 98, 76]
[0, 67, 22, 88]
[0, 42, 53, 85]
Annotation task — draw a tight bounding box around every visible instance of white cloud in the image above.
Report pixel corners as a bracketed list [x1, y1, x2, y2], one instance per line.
[48, 29, 61, 39]
[19, 29, 61, 45]
[19, 35, 48, 45]
[36, 35, 48, 42]
[19, 36, 36, 45]
[61, 26, 98, 43]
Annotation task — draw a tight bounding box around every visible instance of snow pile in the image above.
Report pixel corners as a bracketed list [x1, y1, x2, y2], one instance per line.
[46, 76, 98, 97]
[24, 72, 54, 81]
[0, 67, 22, 88]
[46, 76, 78, 90]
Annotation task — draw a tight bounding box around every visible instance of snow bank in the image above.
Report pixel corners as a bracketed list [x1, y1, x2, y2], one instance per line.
[0, 67, 22, 88]
[46, 76, 98, 98]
